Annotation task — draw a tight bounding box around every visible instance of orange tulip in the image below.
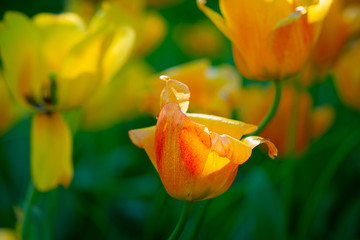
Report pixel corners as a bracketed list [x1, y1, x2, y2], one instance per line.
[333, 39, 360, 111]
[198, 0, 333, 81]
[129, 77, 277, 201]
[234, 84, 334, 155]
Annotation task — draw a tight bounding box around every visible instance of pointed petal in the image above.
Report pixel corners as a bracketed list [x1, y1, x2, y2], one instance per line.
[31, 112, 73, 191]
[160, 77, 190, 113]
[186, 113, 257, 139]
[101, 27, 135, 83]
[129, 126, 157, 171]
[0, 12, 41, 107]
[240, 136, 278, 160]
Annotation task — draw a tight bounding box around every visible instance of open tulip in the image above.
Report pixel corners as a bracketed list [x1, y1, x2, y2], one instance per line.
[198, 0, 333, 81]
[0, 11, 135, 191]
[129, 77, 277, 201]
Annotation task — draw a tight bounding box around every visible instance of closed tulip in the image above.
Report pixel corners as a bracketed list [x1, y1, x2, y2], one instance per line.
[129, 77, 277, 201]
[198, 0, 333, 81]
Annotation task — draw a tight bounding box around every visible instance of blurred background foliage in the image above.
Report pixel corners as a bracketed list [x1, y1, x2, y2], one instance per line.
[0, 0, 360, 239]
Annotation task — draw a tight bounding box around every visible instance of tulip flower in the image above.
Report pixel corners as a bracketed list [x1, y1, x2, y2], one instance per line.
[0, 12, 135, 191]
[197, 0, 333, 81]
[70, 0, 167, 57]
[143, 59, 240, 118]
[129, 77, 277, 201]
[333, 39, 360, 111]
[234, 84, 334, 155]
[0, 229, 18, 240]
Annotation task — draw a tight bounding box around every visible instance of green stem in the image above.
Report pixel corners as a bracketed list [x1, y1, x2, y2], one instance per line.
[168, 201, 193, 240]
[22, 181, 38, 240]
[189, 200, 210, 240]
[249, 80, 282, 136]
[296, 127, 360, 239]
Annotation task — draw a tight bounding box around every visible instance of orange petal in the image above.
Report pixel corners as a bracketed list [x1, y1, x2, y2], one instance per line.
[159, 76, 190, 113]
[312, 105, 334, 139]
[31, 112, 72, 191]
[128, 126, 157, 171]
[308, 0, 333, 23]
[186, 113, 257, 139]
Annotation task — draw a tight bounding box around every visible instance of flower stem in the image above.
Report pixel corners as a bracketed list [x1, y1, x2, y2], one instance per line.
[189, 200, 210, 240]
[249, 80, 282, 136]
[22, 181, 38, 240]
[296, 127, 360, 239]
[168, 201, 193, 240]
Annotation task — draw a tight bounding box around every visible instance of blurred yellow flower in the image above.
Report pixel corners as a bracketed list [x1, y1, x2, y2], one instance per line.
[0, 11, 135, 191]
[198, 0, 333, 81]
[0, 229, 18, 240]
[129, 77, 277, 201]
[234, 84, 334, 155]
[143, 59, 240, 118]
[334, 39, 360, 111]
[73, 0, 167, 57]
[174, 20, 226, 58]
[0, 72, 22, 135]
[81, 60, 154, 130]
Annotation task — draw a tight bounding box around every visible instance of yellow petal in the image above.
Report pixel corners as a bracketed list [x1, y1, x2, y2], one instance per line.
[0, 72, 21, 135]
[33, 13, 86, 74]
[31, 112, 72, 191]
[308, 0, 333, 23]
[101, 27, 135, 83]
[128, 126, 157, 170]
[0, 12, 41, 108]
[160, 76, 190, 113]
[186, 113, 257, 139]
[58, 28, 110, 110]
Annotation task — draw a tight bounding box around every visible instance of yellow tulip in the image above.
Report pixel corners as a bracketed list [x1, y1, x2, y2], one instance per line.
[143, 59, 240, 118]
[334, 39, 360, 111]
[129, 77, 277, 201]
[84, 0, 167, 57]
[0, 11, 135, 191]
[146, 0, 183, 8]
[234, 84, 334, 155]
[198, 0, 333, 81]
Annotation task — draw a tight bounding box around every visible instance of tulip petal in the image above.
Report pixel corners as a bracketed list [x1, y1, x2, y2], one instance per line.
[307, 0, 333, 23]
[160, 77, 190, 113]
[0, 12, 41, 107]
[211, 134, 278, 165]
[101, 27, 135, 83]
[58, 27, 111, 110]
[128, 126, 157, 170]
[31, 112, 72, 192]
[33, 13, 86, 74]
[187, 113, 257, 139]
